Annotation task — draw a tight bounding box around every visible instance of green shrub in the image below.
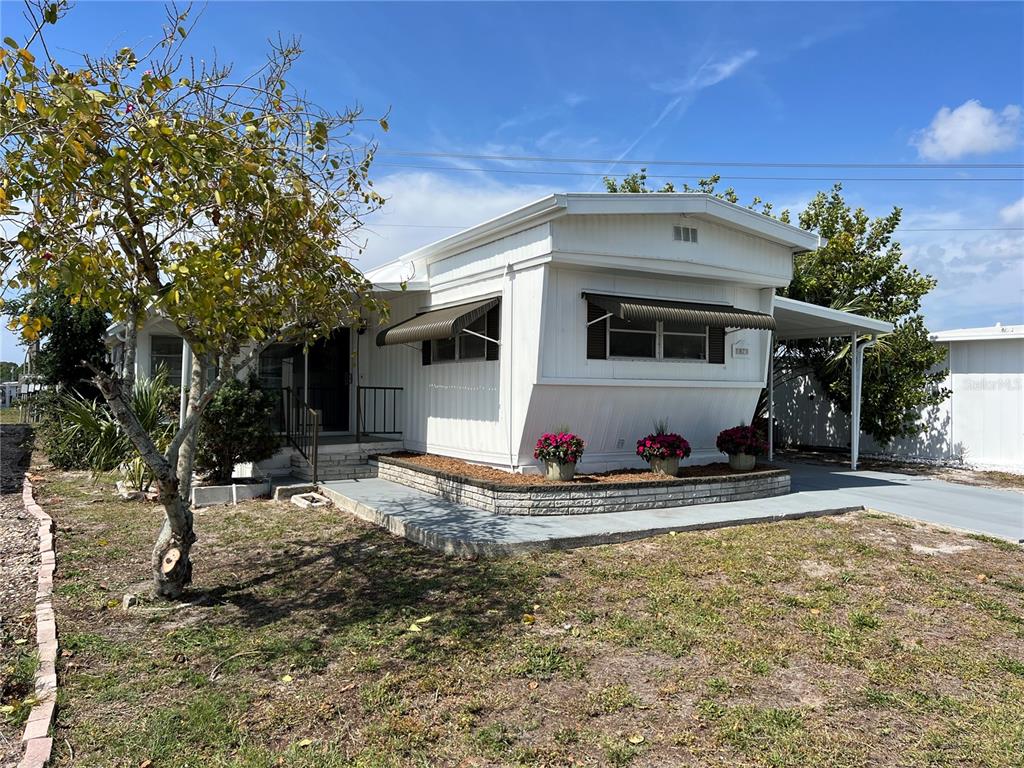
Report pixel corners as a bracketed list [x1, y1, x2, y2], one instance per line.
[35, 390, 93, 469]
[37, 373, 176, 486]
[195, 376, 279, 481]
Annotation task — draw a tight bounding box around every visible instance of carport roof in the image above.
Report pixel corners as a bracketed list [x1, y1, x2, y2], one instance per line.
[773, 296, 893, 340]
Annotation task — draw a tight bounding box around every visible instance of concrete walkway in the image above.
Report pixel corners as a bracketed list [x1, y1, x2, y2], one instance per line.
[320, 461, 1023, 555]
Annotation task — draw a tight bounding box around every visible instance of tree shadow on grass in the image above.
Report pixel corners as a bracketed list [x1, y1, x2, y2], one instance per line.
[197, 526, 539, 657]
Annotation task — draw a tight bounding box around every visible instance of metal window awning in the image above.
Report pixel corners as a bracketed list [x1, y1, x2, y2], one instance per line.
[582, 292, 776, 330]
[376, 297, 499, 346]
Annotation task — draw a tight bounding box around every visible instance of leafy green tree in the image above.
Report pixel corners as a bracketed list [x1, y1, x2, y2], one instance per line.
[0, 361, 20, 380]
[5, 283, 108, 395]
[603, 168, 677, 193]
[195, 376, 279, 482]
[603, 173, 945, 446]
[783, 186, 947, 445]
[604, 171, 787, 221]
[1, 2, 388, 597]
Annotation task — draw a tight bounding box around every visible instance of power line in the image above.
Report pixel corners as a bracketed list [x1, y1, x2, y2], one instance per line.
[379, 149, 1024, 170]
[374, 161, 1023, 183]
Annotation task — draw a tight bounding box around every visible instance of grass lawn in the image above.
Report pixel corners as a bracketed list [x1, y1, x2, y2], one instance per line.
[0, 407, 26, 425]
[33, 464, 1024, 767]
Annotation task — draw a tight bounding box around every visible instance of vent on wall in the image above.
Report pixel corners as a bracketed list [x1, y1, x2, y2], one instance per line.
[673, 225, 698, 243]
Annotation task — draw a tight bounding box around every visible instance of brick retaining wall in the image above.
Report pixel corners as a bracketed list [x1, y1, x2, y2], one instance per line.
[371, 456, 790, 516]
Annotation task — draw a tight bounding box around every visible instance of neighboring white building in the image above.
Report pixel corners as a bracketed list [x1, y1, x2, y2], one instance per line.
[120, 193, 892, 476]
[777, 323, 1024, 472]
[0, 381, 19, 407]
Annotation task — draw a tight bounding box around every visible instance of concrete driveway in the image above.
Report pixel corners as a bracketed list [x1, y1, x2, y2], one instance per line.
[782, 461, 1024, 543]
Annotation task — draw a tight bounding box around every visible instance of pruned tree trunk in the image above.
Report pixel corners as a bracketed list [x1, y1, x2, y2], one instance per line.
[151, 351, 205, 598]
[151, 479, 196, 598]
[96, 329, 276, 599]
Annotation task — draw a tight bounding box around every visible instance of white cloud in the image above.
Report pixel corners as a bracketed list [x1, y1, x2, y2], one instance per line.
[999, 196, 1024, 225]
[903, 230, 1024, 329]
[597, 49, 759, 187]
[651, 49, 759, 95]
[913, 100, 1022, 160]
[353, 171, 551, 268]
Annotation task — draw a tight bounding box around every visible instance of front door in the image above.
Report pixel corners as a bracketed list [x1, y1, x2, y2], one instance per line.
[304, 329, 350, 431]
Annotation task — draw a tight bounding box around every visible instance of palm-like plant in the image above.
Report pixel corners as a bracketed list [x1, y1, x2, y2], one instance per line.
[53, 372, 175, 490]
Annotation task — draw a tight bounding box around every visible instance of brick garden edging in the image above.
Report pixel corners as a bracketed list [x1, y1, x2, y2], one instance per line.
[18, 477, 57, 768]
[371, 455, 790, 516]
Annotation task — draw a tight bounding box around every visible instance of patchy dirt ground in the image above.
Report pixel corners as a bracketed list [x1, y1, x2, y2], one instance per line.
[0, 426, 36, 766]
[781, 448, 1024, 491]
[382, 452, 774, 486]
[33, 460, 1024, 768]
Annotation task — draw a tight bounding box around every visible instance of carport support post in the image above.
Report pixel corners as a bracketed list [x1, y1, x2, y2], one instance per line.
[850, 333, 859, 471]
[767, 334, 775, 463]
[850, 334, 879, 473]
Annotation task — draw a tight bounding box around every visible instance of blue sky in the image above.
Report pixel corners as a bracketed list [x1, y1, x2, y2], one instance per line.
[1, 1, 1022, 361]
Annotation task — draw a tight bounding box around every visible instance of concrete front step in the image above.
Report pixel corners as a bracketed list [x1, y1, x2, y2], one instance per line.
[287, 439, 401, 482]
[291, 463, 376, 482]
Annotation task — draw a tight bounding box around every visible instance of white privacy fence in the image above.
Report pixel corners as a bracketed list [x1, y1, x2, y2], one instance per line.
[776, 330, 1024, 473]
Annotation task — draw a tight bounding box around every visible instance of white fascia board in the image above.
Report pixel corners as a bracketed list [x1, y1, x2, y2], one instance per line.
[392, 194, 566, 268]
[929, 325, 1024, 342]
[364, 256, 431, 291]
[562, 193, 821, 252]
[551, 251, 792, 288]
[429, 254, 552, 292]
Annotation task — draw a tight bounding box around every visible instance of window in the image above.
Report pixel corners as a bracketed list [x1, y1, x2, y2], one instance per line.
[661, 319, 707, 361]
[150, 335, 183, 386]
[258, 344, 292, 390]
[430, 307, 499, 364]
[609, 316, 657, 358]
[604, 315, 708, 361]
[673, 225, 698, 243]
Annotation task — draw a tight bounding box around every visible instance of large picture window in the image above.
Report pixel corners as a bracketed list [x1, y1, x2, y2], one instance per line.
[150, 335, 183, 385]
[585, 295, 755, 365]
[604, 315, 708, 361]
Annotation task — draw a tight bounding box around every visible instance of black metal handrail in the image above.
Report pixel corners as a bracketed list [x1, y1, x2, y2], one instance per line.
[356, 386, 403, 441]
[281, 386, 321, 483]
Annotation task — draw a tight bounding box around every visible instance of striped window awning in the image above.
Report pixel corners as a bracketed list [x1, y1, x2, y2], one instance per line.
[583, 292, 776, 331]
[376, 297, 500, 346]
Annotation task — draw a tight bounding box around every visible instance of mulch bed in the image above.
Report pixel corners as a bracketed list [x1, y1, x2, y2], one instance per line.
[381, 451, 771, 487]
[0, 426, 36, 765]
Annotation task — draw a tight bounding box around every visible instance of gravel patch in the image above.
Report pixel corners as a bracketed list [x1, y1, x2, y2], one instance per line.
[0, 425, 36, 766]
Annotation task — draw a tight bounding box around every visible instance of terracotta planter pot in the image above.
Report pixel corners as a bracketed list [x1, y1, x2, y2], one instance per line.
[728, 452, 757, 471]
[544, 460, 576, 481]
[649, 456, 680, 477]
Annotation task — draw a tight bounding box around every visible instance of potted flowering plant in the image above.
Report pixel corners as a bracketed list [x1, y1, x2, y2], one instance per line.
[534, 430, 586, 481]
[716, 425, 768, 471]
[636, 422, 691, 476]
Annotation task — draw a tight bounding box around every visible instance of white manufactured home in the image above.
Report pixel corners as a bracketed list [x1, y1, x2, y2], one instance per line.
[125, 193, 893, 479]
